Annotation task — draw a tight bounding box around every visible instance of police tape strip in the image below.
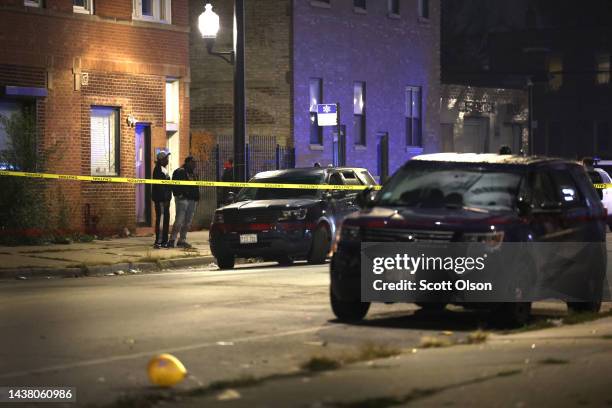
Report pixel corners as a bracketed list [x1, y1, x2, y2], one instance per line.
[0, 170, 383, 191]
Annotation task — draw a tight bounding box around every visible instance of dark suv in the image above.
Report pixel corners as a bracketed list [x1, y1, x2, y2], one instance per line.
[331, 154, 608, 325]
[210, 167, 376, 269]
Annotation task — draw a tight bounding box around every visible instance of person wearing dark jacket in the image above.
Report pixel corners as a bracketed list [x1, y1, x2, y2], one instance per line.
[152, 151, 172, 249]
[169, 156, 199, 248]
[219, 159, 235, 206]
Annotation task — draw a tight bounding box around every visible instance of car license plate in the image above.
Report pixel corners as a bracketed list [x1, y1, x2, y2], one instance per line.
[240, 234, 258, 244]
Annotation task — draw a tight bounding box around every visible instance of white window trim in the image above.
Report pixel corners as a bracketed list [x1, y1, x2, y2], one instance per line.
[133, 0, 172, 24]
[24, 0, 41, 8]
[73, 0, 94, 15]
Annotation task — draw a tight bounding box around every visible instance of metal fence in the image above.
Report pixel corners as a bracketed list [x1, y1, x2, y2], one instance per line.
[192, 135, 295, 228]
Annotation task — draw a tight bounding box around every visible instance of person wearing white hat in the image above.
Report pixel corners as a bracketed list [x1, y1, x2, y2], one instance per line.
[152, 151, 172, 249]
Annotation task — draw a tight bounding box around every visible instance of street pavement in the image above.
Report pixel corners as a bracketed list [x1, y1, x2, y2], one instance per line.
[1, 262, 611, 407]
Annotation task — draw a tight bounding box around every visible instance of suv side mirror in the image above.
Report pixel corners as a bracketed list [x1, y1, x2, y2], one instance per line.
[356, 187, 376, 208]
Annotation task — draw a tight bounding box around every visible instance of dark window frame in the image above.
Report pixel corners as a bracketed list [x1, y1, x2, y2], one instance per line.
[406, 86, 423, 147]
[388, 0, 399, 15]
[309, 78, 323, 146]
[353, 81, 366, 146]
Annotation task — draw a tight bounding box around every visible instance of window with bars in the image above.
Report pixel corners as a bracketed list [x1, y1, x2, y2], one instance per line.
[309, 78, 323, 145]
[133, 0, 171, 23]
[406, 86, 422, 147]
[74, 0, 93, 14]
[90, 107, 120, 176]
[24, 0, 40, 7]
[353, 82, 366, 146]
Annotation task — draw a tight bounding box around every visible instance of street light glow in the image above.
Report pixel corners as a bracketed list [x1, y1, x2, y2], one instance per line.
[199, 3, 220, 39]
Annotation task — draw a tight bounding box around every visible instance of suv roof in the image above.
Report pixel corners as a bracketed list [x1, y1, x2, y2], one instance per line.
[253, 167, 370, 178]
[413, 153, 568, 166]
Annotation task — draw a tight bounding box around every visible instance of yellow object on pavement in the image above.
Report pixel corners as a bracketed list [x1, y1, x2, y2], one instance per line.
[147, 354, 187, 387]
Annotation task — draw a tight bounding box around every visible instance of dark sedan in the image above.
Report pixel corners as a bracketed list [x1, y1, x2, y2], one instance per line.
[210, 167, 376, 269]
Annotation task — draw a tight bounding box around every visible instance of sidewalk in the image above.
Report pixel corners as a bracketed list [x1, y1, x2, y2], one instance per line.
[177, 314, 612, 408]
[0, 230, 214, 279]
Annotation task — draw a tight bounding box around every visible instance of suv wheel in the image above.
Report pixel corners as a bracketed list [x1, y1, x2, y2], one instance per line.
[567, 301, 602, 313]
[494, 302, 532, 327]
[216, 254, 235, 270]
[330, 289, 370, 322]
[308, 225, 330, 264]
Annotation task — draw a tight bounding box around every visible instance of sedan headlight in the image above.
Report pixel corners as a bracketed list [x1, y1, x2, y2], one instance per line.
[462, 231, 504, 248]
[278, 208, 308, 221]
[213, 211, 224, 224]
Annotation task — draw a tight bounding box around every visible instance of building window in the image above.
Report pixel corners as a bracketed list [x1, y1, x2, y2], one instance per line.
[406, 86, 422, 147]
[354, 0, 366, 10]
[74, 0, 93, 14]
[353, 82, 366, 146]
[24, 0, 40, 7]
[388, 0, 399, 15]
[597, 53, 610, 85]
[91, 107, 120, 176]
[133, 0, 171, 23]
[418, 0, 429, 19]
[310, 0, 331, 8]
[309, 78, 323, 145]
[548, 55, 563, 91]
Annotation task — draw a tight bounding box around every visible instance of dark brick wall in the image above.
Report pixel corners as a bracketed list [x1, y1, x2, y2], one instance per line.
[293, 0, 441, 178]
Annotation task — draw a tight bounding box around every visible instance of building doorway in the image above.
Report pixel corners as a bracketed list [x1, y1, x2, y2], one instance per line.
[332, 125, 346, 167]
[377, 132, 389, 183]
[135, 123, 151, 225]
[461, 117, 489, 153]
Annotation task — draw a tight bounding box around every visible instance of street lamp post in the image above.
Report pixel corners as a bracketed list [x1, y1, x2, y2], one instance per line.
[199, 1, 247, 182]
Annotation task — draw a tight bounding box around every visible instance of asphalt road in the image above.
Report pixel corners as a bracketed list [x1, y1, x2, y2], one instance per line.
[0, 262, 608, 407]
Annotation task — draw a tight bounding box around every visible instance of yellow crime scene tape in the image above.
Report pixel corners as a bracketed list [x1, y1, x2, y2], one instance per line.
[0, 170, 383, 191]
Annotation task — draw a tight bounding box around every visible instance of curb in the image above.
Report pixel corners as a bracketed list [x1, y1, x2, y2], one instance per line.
[0, 255, 217, 280]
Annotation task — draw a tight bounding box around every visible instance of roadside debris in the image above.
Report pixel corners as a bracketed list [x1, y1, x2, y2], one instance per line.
[216, 388, 241, 401]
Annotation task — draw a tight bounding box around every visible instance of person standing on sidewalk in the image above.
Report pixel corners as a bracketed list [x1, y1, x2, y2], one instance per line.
[169, 156, 199, 248]
[152, 151, 172, 249]
[220, 158, 235, 205]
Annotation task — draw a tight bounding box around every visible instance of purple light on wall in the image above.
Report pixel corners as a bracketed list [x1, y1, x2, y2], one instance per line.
[5, 86, 48, 98]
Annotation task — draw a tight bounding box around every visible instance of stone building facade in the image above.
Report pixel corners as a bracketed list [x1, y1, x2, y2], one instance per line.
[0, 0, 190, 233]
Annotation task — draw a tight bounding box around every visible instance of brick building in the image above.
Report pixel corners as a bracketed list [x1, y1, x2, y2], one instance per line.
[0, 0, 190, 234]
[190, 0, 440, 182]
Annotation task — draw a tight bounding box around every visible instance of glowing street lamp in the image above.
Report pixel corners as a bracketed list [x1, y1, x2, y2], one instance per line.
[198, 4, 219, 39]
[198, 1, 246, 182]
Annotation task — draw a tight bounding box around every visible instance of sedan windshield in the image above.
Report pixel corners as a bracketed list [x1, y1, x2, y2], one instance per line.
[377, 164, 523, 211]
[236, 173, 325, 201]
